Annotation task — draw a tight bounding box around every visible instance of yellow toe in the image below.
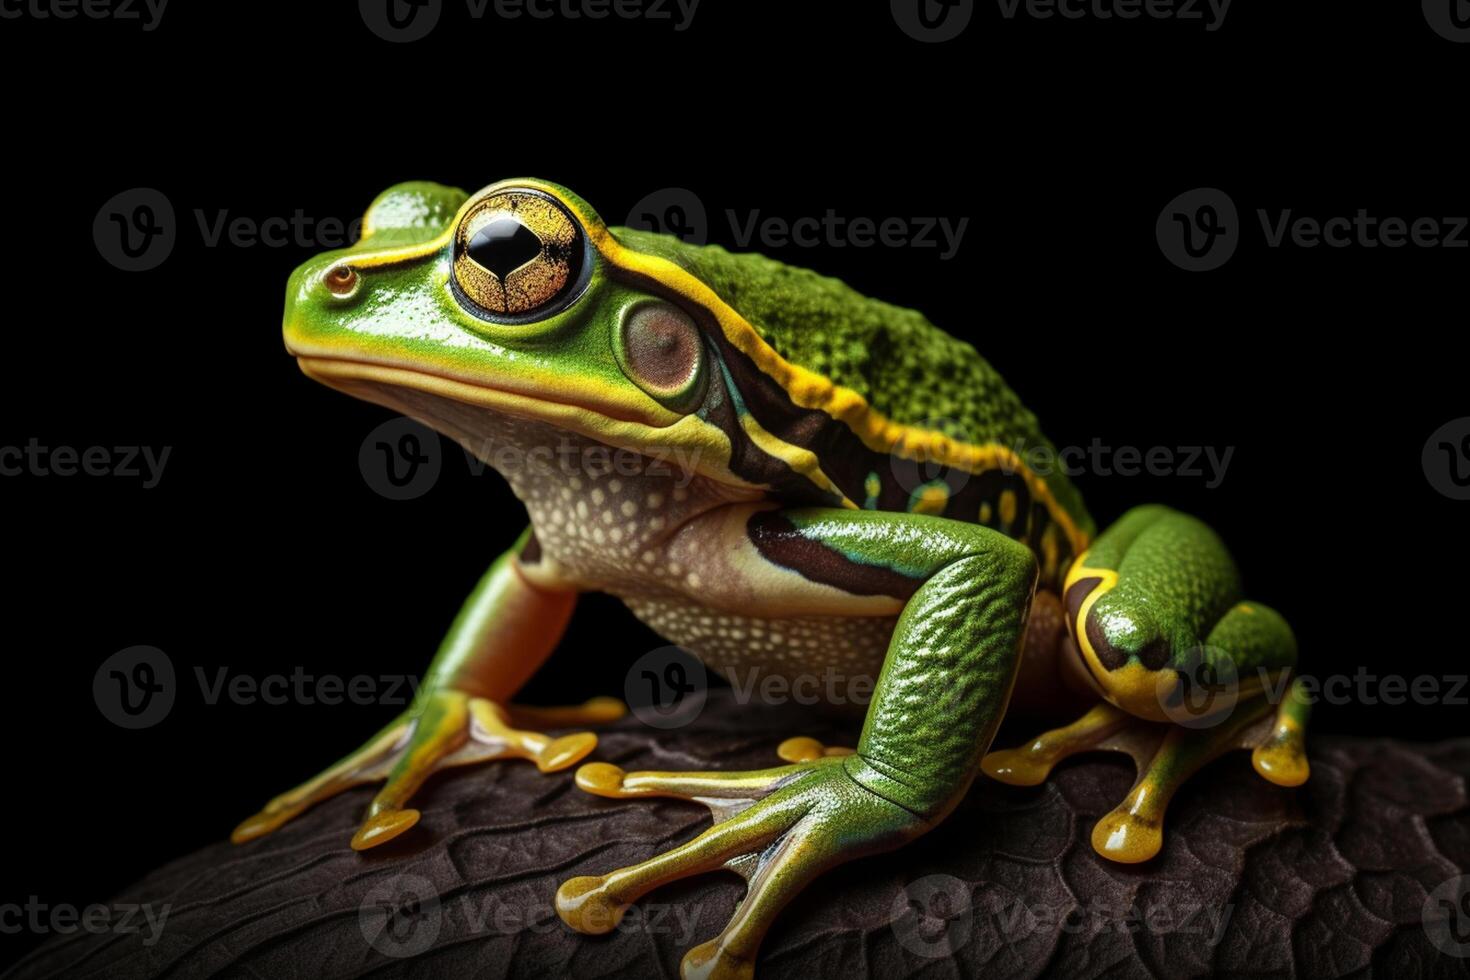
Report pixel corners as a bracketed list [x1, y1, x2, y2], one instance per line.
[537, 732, 597, 772]
[556, 875, 627, 934]
[350, 808, 420, 850]
[682, 940, 755, 980]
[1090, 810, 1162, 864]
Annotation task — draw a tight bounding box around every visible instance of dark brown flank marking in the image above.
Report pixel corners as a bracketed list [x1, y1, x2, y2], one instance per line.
[519, 530, 543, 565]
[1082, 605, 1171, 672]
[746, 511, 920, 600]
[1063, 575, 1101, 627]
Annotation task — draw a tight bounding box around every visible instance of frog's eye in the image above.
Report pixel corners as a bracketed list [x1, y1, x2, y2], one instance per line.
[617, 303, 707, 412]
[451, 188, 590, 322]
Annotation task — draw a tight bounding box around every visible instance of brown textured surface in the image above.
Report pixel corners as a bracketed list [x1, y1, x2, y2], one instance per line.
[8, 693, 1470, 980]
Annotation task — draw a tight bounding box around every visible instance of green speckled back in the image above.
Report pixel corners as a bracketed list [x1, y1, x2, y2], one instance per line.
[614, 227, 1091, 535]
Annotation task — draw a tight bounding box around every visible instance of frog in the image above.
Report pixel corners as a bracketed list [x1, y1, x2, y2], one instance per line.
[236, 178, 1312, 979]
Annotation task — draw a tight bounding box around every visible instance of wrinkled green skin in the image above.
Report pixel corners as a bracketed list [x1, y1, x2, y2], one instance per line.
[275, 179, 1303, 975]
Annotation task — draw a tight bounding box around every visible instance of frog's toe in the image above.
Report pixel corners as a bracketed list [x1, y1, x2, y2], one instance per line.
[233, 689, 607, 849]
[775, 736, 853, 763]
[981, 702, 1131, 786]
[561, 757, 919, 978]
[1250, 676, 1311, 787]
[231, 718, 410, 844]
[504, 696, 627, 730]
[985, 694, 1304, 864]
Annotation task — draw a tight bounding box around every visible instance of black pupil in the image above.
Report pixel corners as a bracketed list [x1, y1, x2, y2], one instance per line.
[467, 217, 544, 281]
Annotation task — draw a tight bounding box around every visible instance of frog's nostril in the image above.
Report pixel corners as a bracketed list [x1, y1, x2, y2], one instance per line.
[322, 264, 358, 296]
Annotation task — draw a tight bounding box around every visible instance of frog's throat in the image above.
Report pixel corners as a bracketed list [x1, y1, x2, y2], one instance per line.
[295, 355, 749, 489]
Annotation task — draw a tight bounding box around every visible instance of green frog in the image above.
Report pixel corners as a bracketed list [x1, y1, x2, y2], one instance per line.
[235, 178, 1311, 979]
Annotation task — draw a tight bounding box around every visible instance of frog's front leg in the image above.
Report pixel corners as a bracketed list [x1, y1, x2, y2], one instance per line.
[983, 504, 1310, 863]
[557, 506, 1038, 980]
[232, 527, 623, 850]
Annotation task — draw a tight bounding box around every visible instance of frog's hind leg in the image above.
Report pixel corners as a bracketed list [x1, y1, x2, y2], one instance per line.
[985, 505, 1311, 864]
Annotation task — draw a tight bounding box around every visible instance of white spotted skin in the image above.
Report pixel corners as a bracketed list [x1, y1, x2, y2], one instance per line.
[624, 595, 897, 690]
[331, 387, 1080, 702]
[364, 388, 905, 685]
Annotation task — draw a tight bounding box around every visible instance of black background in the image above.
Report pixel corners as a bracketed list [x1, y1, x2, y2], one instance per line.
[2, 0, 1466, 971]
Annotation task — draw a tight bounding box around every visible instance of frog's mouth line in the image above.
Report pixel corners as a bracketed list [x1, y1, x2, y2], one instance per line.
[291, 354, 748, 490]
[293, 355, 668, 430]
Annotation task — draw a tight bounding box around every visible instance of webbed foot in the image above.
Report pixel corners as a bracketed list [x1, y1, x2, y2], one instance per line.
[558, 755, 923, 979]
[232, 692, 624, 849]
